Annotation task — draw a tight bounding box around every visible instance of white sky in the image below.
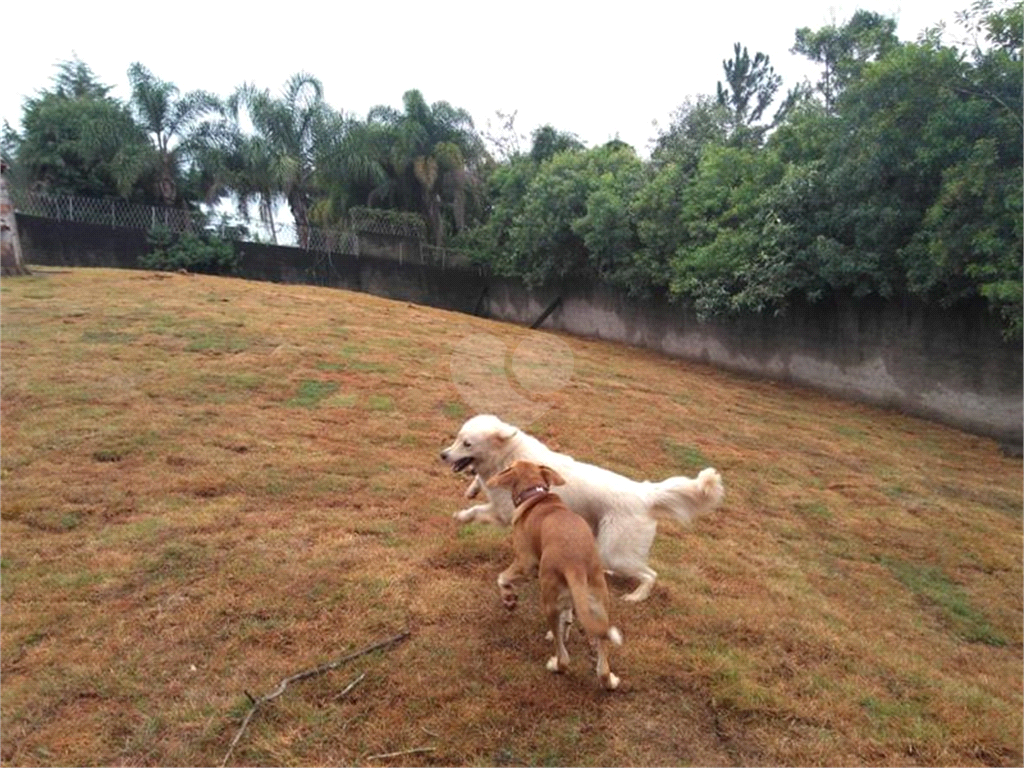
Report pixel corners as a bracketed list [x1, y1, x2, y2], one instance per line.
[3, 1, 972, 160]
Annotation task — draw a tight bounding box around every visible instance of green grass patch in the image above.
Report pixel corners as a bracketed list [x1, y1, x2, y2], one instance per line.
[81, 330, 137, 344]
[661, 438, 708, 471]
[367, 394, 395, 412]
[183, 330, 250, 353]
[287, 379, 340, 408]
[324, 392, 358, 407]
[443, 400, 467, 419]
[882, 557, 1007, 646]
[796, 500, 833, 520]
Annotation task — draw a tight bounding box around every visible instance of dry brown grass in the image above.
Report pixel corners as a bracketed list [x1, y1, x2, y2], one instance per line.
[1, 267, 1020, 767]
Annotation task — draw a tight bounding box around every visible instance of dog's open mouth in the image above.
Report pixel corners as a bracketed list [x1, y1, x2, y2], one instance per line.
[452, 457, 474, 473]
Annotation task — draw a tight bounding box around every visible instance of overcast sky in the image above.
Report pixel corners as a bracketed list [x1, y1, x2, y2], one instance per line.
[4, 0, 971, 158]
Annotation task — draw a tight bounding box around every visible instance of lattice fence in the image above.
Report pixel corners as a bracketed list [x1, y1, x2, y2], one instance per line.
[11, 190, 480, 268]
[14, 192, 205, 234]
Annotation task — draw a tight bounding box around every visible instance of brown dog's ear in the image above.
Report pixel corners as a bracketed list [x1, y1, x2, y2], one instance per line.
[540, 465, 566, 487]
[486, 466, 514, 489]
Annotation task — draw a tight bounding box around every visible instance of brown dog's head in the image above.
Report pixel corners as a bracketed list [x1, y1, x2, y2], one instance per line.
[487, 460, 565, 509]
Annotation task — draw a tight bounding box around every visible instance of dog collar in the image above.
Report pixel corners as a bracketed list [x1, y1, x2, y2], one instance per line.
[513, 485, 549, 507]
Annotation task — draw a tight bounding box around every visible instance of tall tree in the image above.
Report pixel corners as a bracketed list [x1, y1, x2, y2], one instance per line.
[716, 43, 783, 146]
[124, 63, 220, 208]
[228, 73, 334, 247]
[11, 57, 150, 199]
[364, 90, 487, 246]
[308, 110, 387, 226]
[650, 95, 731, 171]
[529, 125, 585, 164]
[792, 11, 899, 112]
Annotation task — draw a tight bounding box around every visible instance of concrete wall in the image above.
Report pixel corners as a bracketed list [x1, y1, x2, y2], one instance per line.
[15, 214, 1022, 444]
[484, 280, 1022, 444]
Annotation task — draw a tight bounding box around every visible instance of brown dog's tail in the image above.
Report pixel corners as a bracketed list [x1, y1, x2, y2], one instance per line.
[566, 570, 623, 646]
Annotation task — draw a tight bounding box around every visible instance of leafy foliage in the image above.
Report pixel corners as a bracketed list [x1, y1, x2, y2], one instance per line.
[10, 58, 153, 200]
[792, 11, 900, 112]
[225, 73, 334, 247]
[349, 206, 426, 239]
[124, 63, 221, 207]
[463, 142, 649, 292]
[716, 43, 783, 146]
[140, 225, 238, 275]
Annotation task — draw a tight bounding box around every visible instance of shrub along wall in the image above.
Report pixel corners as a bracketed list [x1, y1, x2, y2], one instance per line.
[16, 214, 1022, 444]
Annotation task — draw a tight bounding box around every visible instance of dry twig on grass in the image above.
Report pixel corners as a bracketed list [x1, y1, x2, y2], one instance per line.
[365, 747, 436, 761]
[220, 630, 410, 767]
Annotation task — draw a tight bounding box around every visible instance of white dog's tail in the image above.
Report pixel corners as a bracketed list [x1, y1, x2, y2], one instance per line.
[647, 467, 724, 524]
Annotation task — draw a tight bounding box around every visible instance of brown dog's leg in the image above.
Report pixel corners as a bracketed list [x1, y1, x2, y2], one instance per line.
[497, 560, 529, 609]
[592, 573, 621, 689]
[541, 577, 570, 673]
[594, 639, 620, 690]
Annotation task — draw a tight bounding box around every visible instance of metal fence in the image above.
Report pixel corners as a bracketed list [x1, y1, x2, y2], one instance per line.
[10, 190, 479, 269]
[14, 192, 205, 234]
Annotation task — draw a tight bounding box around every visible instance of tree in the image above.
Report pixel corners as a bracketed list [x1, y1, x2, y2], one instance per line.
[363, 90, 487, 246]
[650, 95, 731, 171]
[124, 63, 220, 208]
[11, 57, 150, 199]
[908, 1, 1023, 338]
[309, 110, 389, 227]
[211, 130, 285, 243]
[481, 109, 526, 162]
[491, 143, 646, 290]
[716, 43, 783, 145]
[529, 125, 585, 164]
[666, 143, 787, 316]
[228, 73, 335, 247]
[1, 157, 30, 275]
[792, 11, 900, 112]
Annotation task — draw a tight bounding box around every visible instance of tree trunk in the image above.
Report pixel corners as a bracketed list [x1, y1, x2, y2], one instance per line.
[160, 154, 177, 209]
[289, 193, 311, 250]
[0, 160, 30, 276]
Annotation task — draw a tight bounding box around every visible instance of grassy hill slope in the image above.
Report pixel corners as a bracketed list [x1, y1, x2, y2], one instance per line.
[1, 268, 1020, 766]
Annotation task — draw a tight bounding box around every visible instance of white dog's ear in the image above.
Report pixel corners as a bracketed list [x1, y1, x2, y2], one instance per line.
[495, 423, 518, 442]
[540, 465, 566, 487]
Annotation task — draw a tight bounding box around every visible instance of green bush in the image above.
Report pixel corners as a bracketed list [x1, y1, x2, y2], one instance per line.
[141, 226, 239, 275]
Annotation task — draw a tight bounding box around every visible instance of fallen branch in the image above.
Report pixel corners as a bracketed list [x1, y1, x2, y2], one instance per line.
[221, 630, 410, 767]
[366, 747, 436, 761]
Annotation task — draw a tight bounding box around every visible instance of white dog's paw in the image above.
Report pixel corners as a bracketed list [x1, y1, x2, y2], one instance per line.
[546, 656, 564, 673]
[622, 583, 654, 602]
[453, 507, 476, 522]
[545, 630, 554, 641]
[604, 673, 620, 690]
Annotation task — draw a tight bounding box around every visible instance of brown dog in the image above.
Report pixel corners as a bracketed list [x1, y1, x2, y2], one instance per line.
[487, 460, 623, 690]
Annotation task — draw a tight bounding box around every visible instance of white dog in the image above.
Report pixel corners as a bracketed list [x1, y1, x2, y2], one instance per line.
[440, 414, 725, 601]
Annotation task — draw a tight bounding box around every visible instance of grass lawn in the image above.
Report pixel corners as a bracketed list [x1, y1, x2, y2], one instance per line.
[1, 267, 1021, 766]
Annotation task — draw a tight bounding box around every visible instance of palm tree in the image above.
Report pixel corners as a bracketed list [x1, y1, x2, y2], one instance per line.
[228, 73, 332, 248]
[365, 90, 487, 246]
[124, 63, 220, 207]
[197, 117, 284, 243]
[308, 110, 388, 227]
